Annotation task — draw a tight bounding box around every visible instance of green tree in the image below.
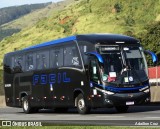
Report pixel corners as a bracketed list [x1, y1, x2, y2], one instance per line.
[140, 22, 160, 66]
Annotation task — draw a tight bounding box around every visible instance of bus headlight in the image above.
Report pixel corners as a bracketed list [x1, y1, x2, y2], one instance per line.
[103, 90, 115, 95]
[143, 89, 150, 93]
[95, 87, 115, 95]
[139, 86, 149, 92]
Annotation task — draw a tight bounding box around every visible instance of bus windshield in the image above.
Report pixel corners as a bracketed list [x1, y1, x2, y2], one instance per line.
[123, 47, 146, 70]
[101, 52, 123, 82]
[100, 46, 148, 84]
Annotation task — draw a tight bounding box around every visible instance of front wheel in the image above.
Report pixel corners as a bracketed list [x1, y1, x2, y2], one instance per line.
[76, 94, 90, 114]
[22, 96, 34, 114]
[115, 106, 129, 113]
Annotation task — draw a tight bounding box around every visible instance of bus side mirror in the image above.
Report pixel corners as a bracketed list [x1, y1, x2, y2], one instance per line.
[85, 52, 103, 63]
[144, 50, 158, 66]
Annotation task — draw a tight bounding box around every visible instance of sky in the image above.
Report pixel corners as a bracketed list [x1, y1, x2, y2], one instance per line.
[0, 0, 62, 8]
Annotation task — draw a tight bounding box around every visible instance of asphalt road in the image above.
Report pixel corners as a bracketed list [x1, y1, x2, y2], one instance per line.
[1, 106, 160, 125]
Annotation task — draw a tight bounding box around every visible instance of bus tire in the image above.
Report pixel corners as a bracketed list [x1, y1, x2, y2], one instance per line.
[115, 106, 129, 113]
[22, 96, 33, 114]
[76, 94, 90, 114]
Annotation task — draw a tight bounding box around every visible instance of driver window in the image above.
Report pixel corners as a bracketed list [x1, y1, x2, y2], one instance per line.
[90, 59, 99, 82]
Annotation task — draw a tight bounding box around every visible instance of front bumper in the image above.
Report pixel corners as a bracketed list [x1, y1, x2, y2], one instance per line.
[103, 91, 150, 107]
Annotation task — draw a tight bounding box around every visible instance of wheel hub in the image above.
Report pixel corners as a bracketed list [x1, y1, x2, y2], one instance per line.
[23, 100, 28, 111]
[78, 99, 85, 110]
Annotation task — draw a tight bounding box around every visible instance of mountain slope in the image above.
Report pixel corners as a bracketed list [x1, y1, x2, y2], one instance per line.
[0, 0, 160, 69]
[0, 3, 51, 41]
[0, 0, 75, 41]
[0, 3, 51, 26]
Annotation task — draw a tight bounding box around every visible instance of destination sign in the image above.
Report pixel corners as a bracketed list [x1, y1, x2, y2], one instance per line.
[100, 46, 119, 52]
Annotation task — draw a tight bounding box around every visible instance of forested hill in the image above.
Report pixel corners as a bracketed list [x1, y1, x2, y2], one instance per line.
[0, 0, 74, 41]
[0, 2, 51, 26]
[0, 0, 160, 69]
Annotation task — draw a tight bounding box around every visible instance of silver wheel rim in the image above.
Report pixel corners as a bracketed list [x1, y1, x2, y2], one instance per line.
[78, 98, 85, 111]
[24, 100, 28, 111]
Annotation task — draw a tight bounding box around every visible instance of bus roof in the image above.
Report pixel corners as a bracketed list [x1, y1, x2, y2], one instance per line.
[23, 35, 76, 51]
[23, 34, 139, 51]
[77, 34, 139, 44]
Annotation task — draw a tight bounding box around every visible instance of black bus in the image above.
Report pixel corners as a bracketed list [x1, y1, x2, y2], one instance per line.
[3, 34, 157, 114]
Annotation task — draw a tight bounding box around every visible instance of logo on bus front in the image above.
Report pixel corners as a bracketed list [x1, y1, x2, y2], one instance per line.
[33, 72, 71, 85]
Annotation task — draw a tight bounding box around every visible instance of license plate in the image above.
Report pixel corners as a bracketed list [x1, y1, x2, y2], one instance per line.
[126, 101, 134, 105]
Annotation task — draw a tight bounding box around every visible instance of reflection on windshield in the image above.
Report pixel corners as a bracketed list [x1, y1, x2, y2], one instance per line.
[100, 47, 148, 84]
[124, 47, 145, 70]
[101, 52, 122, 82]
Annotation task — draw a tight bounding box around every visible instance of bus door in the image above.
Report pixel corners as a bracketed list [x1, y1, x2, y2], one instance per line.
[88, 55, 103, 107]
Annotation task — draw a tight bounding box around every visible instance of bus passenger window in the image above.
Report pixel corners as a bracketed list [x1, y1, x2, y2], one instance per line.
[42, 54, 46, 69]
[36, 51, 49, 70]
[56, 48, 63, 67]
[64, 46, 81, 67]
[50, 49, 56, 68]
[36, 54, 41, 69]
[50, 48, 63, 68]
[11, 57, 15, 70]
[78, 41, 95, 65]
[13, 55, 24, 72]
[26, 54, 34, 71]
[79, 45, 88, 65]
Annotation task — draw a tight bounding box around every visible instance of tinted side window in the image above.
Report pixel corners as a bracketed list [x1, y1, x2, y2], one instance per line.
[25, 53, 36, 71]
[50, 48, 63, 68]
[78, 41, 95, 65]
[16, 55, 24, 70]
[11, 56, 15, 70]
[50, 49, 56, 68]
[64, 45, 81, 67]
[57, 48, 63, 67]
[12, 55, 24, 72]
[3, 55, 12, 73]
[36, 51, 49, 70]
[90, 58, 99, 82]
[79, 45, 88, 65]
